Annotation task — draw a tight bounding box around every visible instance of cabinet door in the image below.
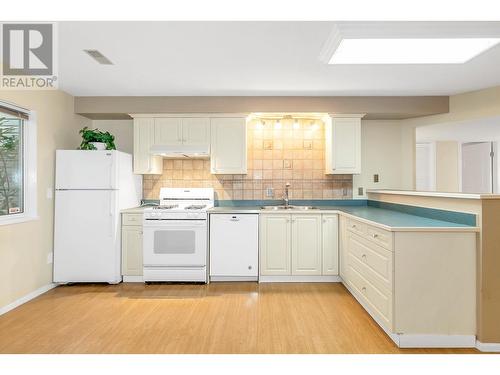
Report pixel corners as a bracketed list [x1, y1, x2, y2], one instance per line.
[210, 118, 247, 174]
[122, 226, 143, 276]
[338, 216, 349, 280]
[322, 214, 339, 275]
[154, 118, 182, 145]
[291, 214, 322, 276]
[260, 214, 291, 275]
[133, 118, 162, 174]
[182, 118, 210, 146]
[325, 116, 362, 174]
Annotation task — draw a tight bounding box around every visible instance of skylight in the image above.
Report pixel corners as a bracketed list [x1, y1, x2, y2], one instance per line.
[328, 38, 500, 64]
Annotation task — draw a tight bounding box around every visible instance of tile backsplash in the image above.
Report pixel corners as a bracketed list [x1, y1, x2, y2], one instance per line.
[143, 118, 352, 200]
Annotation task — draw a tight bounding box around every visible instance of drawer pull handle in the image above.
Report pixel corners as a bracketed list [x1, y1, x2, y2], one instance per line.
[372, 234, 378, 238]
[362, 287, 367, 292]
[352, 225, 356, 228]
[362, 254, 367, 259]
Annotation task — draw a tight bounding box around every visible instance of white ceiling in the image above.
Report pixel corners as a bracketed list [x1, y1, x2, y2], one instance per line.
[58, 21, 500, 96]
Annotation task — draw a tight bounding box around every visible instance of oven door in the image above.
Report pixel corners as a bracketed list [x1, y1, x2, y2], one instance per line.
[143, 219, 207, 267]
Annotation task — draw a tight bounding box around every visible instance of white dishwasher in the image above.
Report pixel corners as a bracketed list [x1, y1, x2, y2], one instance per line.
[209, 213, 259, 281]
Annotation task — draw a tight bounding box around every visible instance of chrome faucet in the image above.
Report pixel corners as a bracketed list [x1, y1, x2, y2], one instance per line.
[283, 182, 291, 207]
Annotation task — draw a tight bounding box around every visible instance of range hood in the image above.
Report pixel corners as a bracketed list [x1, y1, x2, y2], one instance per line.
[149, 144, 210, 159]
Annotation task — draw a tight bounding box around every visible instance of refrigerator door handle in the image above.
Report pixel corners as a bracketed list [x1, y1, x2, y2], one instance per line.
[109, 191, 115, 237]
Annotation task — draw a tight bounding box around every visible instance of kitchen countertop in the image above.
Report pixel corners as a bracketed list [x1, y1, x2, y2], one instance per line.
[367, 189, 500, 200]
[121, 206, 148, 213]
[208, 205, 479, 232]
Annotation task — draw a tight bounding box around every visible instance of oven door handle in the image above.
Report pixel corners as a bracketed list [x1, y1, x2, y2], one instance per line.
[143, 220, 207, 227]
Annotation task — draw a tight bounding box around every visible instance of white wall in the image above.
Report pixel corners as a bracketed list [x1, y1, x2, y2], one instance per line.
[0, 90, 90, 310]
[435, 141, 460, 192]
[353, 120, 416, 198]
[92, 119, 134, 154]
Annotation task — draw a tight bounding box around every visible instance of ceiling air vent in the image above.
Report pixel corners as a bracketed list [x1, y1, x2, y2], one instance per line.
[83, 49, 113, 65]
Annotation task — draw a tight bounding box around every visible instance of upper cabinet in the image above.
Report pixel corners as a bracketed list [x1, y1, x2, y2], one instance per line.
[133, 118, 163, 174]
[210, 117, 247, 174]
[154, 118, 182, 145]
[182, 118, 211, 146]
[153, 117, 210, 146]
[325, 114, 364, 175]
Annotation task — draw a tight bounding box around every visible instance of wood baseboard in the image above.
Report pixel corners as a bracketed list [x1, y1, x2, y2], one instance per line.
[123, 275, 144, 282]
[0, 283, 56, 316]
[476, 341, 500, 352]
[259, 275, 342, 283]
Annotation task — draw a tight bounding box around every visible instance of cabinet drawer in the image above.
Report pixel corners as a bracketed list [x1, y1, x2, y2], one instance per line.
[347, 232, 393, 292]
[367, 226, 393, 251]
[122, 214, 143, 226]
[347, 264, 393, 329]
[347, 218, 367, 236]
[348, 252, 392, 295]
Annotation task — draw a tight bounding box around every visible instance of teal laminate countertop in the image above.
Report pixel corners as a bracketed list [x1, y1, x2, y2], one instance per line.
[208, 205, 479, 232]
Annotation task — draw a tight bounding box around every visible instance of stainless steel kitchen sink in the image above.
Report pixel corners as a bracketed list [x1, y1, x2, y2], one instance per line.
[260, 205, 318, 210]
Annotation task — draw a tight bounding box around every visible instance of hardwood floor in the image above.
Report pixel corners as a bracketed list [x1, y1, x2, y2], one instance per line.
[0, 282, 478, 354]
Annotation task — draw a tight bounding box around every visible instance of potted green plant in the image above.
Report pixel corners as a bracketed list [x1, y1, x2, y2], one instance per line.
[78, 126, 116, 150]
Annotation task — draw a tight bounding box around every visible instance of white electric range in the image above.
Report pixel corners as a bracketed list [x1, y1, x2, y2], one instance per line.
[142, 188, 214, 282]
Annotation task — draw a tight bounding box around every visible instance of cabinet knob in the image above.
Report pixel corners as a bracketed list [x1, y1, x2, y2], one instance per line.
[362, 287, 367, 292]
[362, 254, 367, 259]
[372, 233, 378, 238]
[352, 224, 356, 228]
[248, 266, 252, 270]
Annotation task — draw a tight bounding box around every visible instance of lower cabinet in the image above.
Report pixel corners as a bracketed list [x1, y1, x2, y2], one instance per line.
[322, 214, 339, 275]
[291, 215, 322, 275]
[260, 215, 291, 275]
[121, 213, 143, 277]
[260, 213, 338, 277]
[340, 216, 476, 342]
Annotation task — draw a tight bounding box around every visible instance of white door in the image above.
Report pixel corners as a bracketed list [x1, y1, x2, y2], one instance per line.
[143, 220, 207, 267]
[291, 214, 322, 276]
[56, 150, 116, 189]
[53, 190, 120, 283]
[154, 118, 182, 145]
[182, 118, 210, 146]
[416, 143, 436, 191]
[462, 142, 494, 193]
[260, 214, 291, 275]
[210, 118, 247, 174]
[209, 214, 258, 277]
[322, 214, 339, 275]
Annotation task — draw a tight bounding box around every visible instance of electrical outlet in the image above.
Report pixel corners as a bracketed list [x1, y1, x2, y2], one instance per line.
[373, 174, 379, 183]
[266, 187, 274, 198]
[358, 187, 364, 196]
[46, 252, 53, 264]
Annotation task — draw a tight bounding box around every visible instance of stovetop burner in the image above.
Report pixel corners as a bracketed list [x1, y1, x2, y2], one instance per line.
[154, 204, 179, 210]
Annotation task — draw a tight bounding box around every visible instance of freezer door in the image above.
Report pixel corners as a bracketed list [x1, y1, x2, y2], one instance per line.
[56, 150, 117, 189]
[53, 190, 121, 283]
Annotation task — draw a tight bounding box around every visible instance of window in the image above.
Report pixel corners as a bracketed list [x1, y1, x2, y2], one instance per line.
[0, 101, 37, 225]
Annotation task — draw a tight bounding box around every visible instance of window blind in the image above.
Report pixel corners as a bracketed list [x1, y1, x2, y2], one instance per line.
[0, 101, 29, 120]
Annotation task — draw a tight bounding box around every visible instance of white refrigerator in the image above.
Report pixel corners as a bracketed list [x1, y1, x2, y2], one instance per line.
[53, 150, 142, 284]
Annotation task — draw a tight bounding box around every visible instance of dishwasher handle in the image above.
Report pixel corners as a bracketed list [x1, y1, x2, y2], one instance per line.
[229, 216, 240, 221]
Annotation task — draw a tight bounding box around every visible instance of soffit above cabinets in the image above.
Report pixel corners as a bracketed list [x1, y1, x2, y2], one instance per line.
[75, 95, 449, 120]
